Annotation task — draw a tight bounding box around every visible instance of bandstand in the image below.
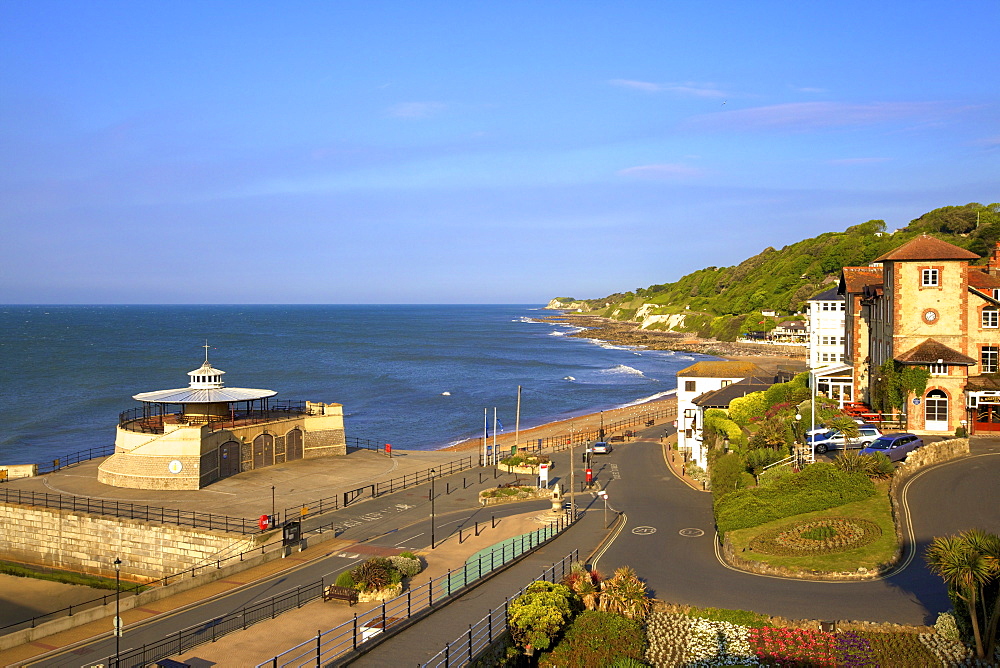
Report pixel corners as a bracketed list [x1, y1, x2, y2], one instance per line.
[98, 353, 345, 490]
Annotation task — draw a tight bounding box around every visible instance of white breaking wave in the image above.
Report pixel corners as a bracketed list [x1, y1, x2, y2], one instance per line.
[549, 330, 566, 336]
[514, 316, 543, 324]
[600, 364, 647, 377]
[563, 376, 576, 381]
[441, 391, 451, 396]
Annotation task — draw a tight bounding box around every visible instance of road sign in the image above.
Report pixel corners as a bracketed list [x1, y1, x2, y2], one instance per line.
[113, 615, 123, 636]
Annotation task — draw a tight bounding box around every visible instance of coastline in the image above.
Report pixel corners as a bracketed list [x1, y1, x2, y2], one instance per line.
[439, 312, 805, 453]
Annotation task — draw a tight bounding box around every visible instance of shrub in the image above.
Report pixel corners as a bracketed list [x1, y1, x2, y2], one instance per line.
[710, 453, 746, 498]
[541, 611, 646, 667]
[714, 463, 876, 535]
[507, 581, 576, 652]
[389, 555, 422, 577]
[685, 606, 772, 628]
[351, 557, 393, 591]
[834, 451, 894, 479]
[599, 566, 650, 620]
[334, 570, 355, 588]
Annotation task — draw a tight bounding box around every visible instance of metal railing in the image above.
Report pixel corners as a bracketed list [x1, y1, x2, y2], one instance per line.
[97, 514, 573, 668]
[118, 401, 309, 434]
[515, 404, 678, 454]
[421, 550, 580, 667]
[0, 488, 261, 534]
[256, 519, 573, 668]
[283, 456, 476, 520]
[0, 536, 285, 635]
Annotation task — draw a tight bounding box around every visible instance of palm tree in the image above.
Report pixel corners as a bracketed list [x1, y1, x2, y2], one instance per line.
[960, 529, 1000, 659]
[598, 566, 649, 620]
[926, 533, 998, 659]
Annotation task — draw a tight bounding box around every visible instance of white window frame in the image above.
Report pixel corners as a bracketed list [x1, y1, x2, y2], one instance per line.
[984, 308, 999, 329]
[983, 347, 999, 374]
[929, 363, 948, 376]
[922, 269, 939, 287]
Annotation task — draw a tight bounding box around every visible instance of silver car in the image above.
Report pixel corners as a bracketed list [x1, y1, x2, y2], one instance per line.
[807, 425, 883, 454]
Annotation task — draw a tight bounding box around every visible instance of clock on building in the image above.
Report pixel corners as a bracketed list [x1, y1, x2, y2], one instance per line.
[923, 309, 939, 324]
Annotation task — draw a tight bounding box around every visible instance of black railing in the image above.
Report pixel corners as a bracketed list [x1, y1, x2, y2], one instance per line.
[346, 436, 392, 454]
[421, 550, 581, 668]
[283, 455, 476, 520]
[0, 537, 284, 635]
[118, 400, 309, 434]
[0, 444, 116, 479]
[511, 404, 678, 454]
[0, 488, 260, 534]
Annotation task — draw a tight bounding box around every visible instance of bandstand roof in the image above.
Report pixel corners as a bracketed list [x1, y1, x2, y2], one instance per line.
[132, 386, 277, 404]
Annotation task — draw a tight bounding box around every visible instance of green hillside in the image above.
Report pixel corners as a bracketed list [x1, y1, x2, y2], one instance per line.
[559, 202, 999, 341]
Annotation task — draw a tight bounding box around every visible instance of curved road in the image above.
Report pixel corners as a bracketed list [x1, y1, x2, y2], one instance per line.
[589, 434, 1000, 625]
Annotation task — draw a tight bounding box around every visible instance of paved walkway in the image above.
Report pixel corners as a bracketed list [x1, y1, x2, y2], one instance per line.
[166, 508, 594, 667]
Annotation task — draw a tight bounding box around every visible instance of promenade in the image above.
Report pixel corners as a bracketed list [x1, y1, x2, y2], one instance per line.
[0, 441, 619, 667]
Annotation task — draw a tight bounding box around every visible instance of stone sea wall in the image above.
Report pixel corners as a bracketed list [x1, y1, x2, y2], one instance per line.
[0, 503, 258, 581]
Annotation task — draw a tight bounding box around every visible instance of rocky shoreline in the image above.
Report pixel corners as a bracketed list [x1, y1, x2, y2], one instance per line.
[542, 313, 808, 361]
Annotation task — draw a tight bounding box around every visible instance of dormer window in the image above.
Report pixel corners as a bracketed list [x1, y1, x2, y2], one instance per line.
[921, 269, 939, 287]
[929, 363, 948, 376]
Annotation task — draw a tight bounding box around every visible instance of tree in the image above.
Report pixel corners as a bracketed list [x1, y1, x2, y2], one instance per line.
[926, 531, 1000, 659]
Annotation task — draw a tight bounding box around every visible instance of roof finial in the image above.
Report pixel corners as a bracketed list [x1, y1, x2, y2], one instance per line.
[204, 340, 210, 364]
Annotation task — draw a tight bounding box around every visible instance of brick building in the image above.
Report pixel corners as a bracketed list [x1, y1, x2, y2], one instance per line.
[840, 234, 1000, 435]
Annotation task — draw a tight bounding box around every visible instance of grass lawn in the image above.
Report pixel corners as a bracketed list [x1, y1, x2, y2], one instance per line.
[726, 481, 898, 573]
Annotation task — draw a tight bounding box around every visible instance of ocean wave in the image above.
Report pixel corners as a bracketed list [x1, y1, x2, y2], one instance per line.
[549, 330, 566, 336]
[563, 376, 576, 381]
[599, 364, 647, 377]
[514, 316, 544, 324]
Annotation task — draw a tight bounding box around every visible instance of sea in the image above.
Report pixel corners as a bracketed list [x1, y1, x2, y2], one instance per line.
[0, 304, 711, 466]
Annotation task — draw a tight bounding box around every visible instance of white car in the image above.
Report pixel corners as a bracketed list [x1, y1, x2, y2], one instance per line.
[807, 425, 882, 454]
[591, 442, 612, 454]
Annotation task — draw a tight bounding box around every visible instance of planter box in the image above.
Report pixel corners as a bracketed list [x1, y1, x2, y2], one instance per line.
[498, 461, 554, 475]
[357, 582, 403, 602]
[479, 487, 550, 506]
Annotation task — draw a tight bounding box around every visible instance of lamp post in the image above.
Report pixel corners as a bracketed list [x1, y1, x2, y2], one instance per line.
[271, 485, 275, 522]
[430, 469, 436, 549]
[795, 413, 803, 467]
[598, 490, 608, 528]
[113, 557, 121, 667]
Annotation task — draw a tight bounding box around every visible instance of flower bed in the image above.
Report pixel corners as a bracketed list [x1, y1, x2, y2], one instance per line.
[479, 485, 548, 506]
[644, 610, 960, 667]
[749, 517, 881, 556]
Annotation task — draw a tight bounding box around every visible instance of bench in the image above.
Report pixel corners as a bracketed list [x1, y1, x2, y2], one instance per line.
[645, 419, 655, 427]
[608, 435, 625, 442]
[323, 585, 359, 606]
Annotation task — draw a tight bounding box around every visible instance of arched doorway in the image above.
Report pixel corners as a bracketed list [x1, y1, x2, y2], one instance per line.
[219, 440, 241, 478]
[286, 428, 303, 461]
[925, 390, 948, 431]
[253, 433, 274, 469]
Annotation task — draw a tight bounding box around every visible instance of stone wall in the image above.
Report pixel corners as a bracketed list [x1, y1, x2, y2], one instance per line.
[890, 438, 970, 494]
[0, 503, 258, 581]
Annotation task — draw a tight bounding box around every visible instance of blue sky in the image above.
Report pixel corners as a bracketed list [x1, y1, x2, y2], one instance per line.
[1, 1, 997, 304]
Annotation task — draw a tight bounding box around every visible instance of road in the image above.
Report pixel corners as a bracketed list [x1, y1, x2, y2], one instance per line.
[588, 429, 1000, 625]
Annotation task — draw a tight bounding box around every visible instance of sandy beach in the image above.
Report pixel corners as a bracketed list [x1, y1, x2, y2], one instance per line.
[440, 313, 805, 453]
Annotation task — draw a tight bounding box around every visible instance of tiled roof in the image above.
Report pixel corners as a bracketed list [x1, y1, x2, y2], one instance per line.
[895, 339, 976, 366]
[874, 234, 980, 262]
[966, 374, 1000, 391]
[809, 286, 843, 301]
[968, 269, 1000, 290]
[840, 266, 883, 294]
[693, 377, 774, 407]
[677, 360, 763, 378]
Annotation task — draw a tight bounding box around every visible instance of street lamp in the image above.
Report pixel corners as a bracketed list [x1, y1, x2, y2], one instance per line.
[598, 490, 609, 528]
[795, 413, 803, 467]
[113, 557, 121, 667]
[430, 469, 436, 549]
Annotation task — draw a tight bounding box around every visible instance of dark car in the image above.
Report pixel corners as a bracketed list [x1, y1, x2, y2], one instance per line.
[860, 433, 925, 462]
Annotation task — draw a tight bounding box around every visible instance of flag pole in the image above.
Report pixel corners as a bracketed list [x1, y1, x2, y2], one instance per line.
[492, 407, 498, 465]
[483, 407, 488, 466]
[514, 385, 522, 456]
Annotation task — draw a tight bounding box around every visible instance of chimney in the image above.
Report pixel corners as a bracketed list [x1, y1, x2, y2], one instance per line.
[990, 243, 1000, 276]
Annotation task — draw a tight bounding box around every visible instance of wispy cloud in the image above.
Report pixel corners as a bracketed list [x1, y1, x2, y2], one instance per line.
[975, 135, 1000, 150]
[685, 101, 957, 131]
[619, 163, 705, 179]
[386, 101, 446, 119]
[609, 79, 727, 98]
[792, 85, 828, 94]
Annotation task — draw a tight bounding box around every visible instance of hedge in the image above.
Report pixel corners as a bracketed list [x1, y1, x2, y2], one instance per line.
[714, 463, 876, 536]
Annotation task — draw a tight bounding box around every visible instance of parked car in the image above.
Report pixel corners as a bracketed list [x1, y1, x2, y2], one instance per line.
[591, 442, 613, 454]
[860, 433, 925, 462]
[807, 424, 883, 454]
[805, 417, 866, 437]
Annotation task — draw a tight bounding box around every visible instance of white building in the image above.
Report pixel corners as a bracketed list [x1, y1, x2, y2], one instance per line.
[676, 361, 764, 468]
[807, 286, 854, 408]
